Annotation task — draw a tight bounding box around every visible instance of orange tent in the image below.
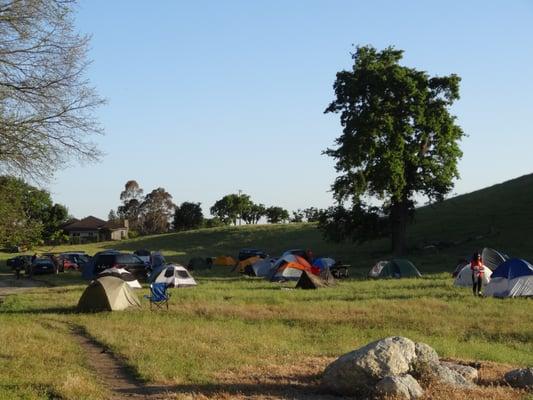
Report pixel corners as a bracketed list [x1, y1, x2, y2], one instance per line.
[213, 255, 236, 267]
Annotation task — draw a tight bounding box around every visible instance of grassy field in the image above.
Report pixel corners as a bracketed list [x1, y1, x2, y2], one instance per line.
[0, 173, 532, 399]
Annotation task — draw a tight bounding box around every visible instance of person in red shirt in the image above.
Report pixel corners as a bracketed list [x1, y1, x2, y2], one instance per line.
[470, 252, 484, 296]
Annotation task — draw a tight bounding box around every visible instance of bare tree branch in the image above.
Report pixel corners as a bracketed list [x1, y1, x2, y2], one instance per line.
[0, 0, 104, 180]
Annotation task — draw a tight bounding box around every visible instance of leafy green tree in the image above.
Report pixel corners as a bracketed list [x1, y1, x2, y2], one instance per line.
[0, 176, 68, 246]
[173, 202, 204, 231]
[42, 203, 69, 243]
[323, 46, 463, 255]
[108, 209, 119, 222]
[303, 207, 322, 222]
[139, 187, 175, 234]
[117, 180, 144, 230]
[204, 217, 224, 228]
[242, 203, 265, 224]
[265, 206, 289, 224]
[210, 193, 253, 225]
[290, 209, 304, 223]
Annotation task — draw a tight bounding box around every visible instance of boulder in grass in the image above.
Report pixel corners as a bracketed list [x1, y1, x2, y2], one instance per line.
[423, 363, 474, 388]
[322, 336, 417, 396]
[376, 374, 424, 400]
[504, 368, 533, 389]
[441, 362, 479, 383]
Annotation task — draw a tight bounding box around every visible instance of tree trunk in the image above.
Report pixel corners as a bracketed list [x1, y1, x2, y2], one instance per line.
[390, 197, 409, 256]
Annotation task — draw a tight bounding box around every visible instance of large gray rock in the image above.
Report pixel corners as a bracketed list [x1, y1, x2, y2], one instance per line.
[412, 342, 439, 373]
[376, 374, 424, 400]
[504, 368, 533, 389]
[322, 336, 417, 396]
[425, 363, 474, 388]
[441, 362, 479, 383]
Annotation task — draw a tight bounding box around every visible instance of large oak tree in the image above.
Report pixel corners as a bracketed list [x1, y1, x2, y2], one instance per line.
[322, 46, 463, 255]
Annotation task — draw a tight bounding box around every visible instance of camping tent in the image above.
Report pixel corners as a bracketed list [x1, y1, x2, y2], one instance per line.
[77, 276, 141, 312]
[213, 255, 236, 266]
[251, 258, 276, 277]
[482, 247, 509, 271]
[368, 261, 389, 278]
[235, 256, 262, 274]
[454, 265, 492, 287]
[368, 259, 421, 279]
[312, 257, 336, 271]
[270, 254, 316, 281]
[152, 264, 197, 288]
[484, 258, 533, 298]
[96, 267, 142, 289]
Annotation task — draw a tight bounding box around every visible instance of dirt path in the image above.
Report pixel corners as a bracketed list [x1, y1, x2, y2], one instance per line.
[71, 328, 175, 400]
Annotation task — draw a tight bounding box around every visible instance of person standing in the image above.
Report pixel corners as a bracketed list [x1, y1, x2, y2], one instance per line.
[470, 252, 484, 296]
[13, 257, 23, 279]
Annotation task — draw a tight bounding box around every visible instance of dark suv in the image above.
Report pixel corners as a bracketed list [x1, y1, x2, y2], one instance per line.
[92, 252, 148, 281]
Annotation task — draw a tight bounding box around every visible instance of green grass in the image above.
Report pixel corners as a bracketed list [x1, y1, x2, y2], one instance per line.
[0, 173, 532, 399]
[0, 271, 532, 399]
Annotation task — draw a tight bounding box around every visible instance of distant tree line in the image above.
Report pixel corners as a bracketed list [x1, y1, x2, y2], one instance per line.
[112, 181, 324, 235]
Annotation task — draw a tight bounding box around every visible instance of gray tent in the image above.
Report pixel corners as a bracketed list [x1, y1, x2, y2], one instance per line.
[77, 276, 141, 312]
[482, 247, 509, 271]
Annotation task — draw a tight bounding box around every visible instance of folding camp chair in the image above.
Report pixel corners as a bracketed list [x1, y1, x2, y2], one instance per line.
[144, 283, 170, 310]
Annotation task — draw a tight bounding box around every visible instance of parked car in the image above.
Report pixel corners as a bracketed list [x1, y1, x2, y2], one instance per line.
[59, 252, 91, 271]
[238, 248, 267, 261]
[133, 249, 151, 265]
[92, 252, 148, 281]
[7, 255, 32, 271]
[28, 258, 55, 275]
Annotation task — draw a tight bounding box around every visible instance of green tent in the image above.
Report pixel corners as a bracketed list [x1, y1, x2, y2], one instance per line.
[371, 259, 422, 279]
[77, 276, 141, 312]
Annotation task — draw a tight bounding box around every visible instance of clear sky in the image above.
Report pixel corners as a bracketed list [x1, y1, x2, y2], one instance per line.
[48, 0, 533, 219]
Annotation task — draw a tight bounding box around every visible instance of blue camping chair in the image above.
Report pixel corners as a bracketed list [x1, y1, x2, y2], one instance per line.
[144, 283, 170, 310]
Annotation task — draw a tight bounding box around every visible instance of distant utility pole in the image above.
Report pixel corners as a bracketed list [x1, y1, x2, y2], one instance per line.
[238, 189, 242, 226]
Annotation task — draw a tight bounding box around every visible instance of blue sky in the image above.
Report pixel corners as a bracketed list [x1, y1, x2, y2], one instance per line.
[49, 1, 533, 219]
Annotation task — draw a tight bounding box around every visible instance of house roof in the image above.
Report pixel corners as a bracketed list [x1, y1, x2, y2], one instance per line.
[63, 216, 107, 231]
[103, 220, 128, 230]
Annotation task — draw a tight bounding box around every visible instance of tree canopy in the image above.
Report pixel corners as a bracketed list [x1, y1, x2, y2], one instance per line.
[0, 176, 68, 247]
[321, 46, 463, 254]
[265, 206, 289, 224]
[210, 193, 253, 225]
[173, 202, 204, 231]
[0, 0, 104, 179]
[139, 187, 175, 235]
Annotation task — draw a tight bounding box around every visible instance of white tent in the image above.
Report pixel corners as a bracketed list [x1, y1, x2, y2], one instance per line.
[251, 258, 276, 277]
[453, 264, 492, 287]
[482, 247, 508, 270]
[154, 264, 197, 288]
[96, 267, 142, 289]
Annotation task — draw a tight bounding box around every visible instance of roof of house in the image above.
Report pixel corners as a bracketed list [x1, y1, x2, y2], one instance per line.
[63, 216, 127, 232]
[103, 220, 128, 230]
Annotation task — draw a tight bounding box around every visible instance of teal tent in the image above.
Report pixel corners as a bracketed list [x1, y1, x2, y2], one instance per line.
[368, 259, 422, 279]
